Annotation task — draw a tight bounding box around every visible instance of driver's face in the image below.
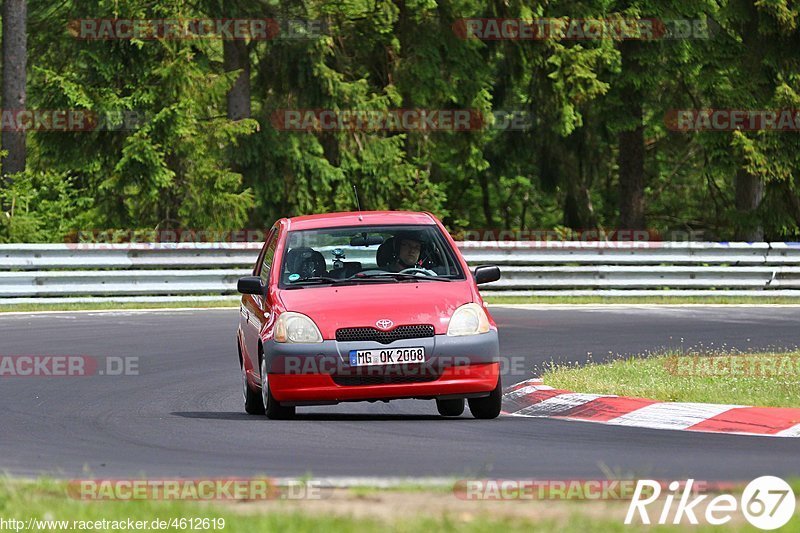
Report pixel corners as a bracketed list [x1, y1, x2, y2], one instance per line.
[398, 238, 421, 265]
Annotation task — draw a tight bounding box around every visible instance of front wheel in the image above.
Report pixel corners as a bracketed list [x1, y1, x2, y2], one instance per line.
[468, 376, 502, 419]
[242, 358, 264, 415]
[436, 398, 465, 417]
[261, 358, 296, 420]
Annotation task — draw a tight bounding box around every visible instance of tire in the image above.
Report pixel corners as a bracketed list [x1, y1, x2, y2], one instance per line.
[261, 357, 296, 420]
[436, 398, 465, 417]
[242, 356, 265, 415]
[468, 376, 502, 419]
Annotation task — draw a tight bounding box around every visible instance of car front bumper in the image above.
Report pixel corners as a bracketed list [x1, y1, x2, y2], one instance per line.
[269, 362, 499, 404]
[264, 331, 500, 404]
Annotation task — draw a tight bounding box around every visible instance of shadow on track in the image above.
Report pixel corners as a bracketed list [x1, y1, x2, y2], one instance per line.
[170, 412, 253, 420]
[171, 411, 463, 422]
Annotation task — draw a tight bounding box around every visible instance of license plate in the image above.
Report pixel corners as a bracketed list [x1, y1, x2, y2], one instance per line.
[349, 347, 426, 367]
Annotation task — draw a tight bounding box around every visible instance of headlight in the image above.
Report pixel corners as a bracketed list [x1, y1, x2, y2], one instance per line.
[447, 303, 491, 336]
[274, 312, 323, 343]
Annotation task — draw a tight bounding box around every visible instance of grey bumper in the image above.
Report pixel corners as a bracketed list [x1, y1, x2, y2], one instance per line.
[265, 330, 499, 374]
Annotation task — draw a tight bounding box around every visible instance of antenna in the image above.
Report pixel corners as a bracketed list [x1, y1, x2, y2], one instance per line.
[353, 184, 363, 221]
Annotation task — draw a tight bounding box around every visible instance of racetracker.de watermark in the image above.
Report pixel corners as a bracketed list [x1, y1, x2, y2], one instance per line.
[64, 229, 268, 249]
[69, 18, 327, 40]
[666, 109, 800, 131]
[0, 356, 139, 377]
[455, 479, 651, 500]
[0, 109, 149, 131]
[269, 355, 526, 376]
[67, 478, 323, 500]
[664, 354, 800, 379]
[455, 228, 705, 244]
[269, 109, 532, 132]
[453, 18, 712, 40]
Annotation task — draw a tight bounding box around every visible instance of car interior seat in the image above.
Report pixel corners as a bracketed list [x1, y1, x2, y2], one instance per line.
[376, 237, 396, 270]
[284, 247, 327, 279]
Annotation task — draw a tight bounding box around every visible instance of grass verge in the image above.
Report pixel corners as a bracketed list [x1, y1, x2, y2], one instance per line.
[1, 295, 800, 313]
[542, 351, 800, 408]
[0, 478, 785, 532]
[0, 300, 238, 313]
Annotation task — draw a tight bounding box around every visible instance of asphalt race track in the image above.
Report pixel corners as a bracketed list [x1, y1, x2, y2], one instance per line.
[1, 306, 799, 481]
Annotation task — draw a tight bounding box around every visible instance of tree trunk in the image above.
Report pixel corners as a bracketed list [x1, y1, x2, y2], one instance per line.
[734, 168, 764, 241]
[223, 40, 250, 120]
[563, 128, 597, 229]
[2, 0, 28, 179]
[564, 182, 597, 229]
[478, 173, 496, 227]
[731, 0, 764, 241]
[617, 41, 645, 230]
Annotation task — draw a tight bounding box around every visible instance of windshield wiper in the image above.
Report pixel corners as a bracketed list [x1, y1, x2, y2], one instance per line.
[285, 272, 452, 289]
[351, 272, 451, 282]
[285, 276, 351, 288]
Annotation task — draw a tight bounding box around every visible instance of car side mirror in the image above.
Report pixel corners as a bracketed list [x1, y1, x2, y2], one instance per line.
[238, 276, 266, 296]
[473, 265, 501, 285]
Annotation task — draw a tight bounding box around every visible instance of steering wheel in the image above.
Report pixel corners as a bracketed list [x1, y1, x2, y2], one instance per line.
[399, 267, 438, 277]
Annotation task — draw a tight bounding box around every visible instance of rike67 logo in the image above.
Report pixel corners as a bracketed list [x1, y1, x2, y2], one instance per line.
[626, 477, 796, 530]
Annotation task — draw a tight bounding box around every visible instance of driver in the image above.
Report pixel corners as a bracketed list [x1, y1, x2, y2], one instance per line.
[388, 234, 423, 272]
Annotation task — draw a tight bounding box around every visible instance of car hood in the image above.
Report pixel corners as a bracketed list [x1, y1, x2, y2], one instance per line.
[278, 280, 474, 338]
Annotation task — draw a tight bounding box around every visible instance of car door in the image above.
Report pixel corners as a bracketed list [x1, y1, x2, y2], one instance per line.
[241, 225, 279, 380]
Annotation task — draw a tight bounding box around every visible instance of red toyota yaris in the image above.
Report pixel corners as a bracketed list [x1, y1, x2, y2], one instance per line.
[236, 211, 502, 419]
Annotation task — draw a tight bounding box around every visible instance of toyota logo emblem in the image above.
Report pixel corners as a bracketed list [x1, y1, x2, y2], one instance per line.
[375, 319, 394, 330]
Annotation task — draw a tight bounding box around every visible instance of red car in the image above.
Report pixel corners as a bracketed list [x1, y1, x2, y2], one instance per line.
[236, 211, 502, 419]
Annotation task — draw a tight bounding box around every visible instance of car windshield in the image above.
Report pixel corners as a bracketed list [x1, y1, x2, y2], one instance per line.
[279, 224, 465, 287]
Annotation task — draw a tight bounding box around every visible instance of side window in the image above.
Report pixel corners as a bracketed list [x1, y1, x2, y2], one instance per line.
[253, 225, 279, 280]
[259, 240, 277, 284]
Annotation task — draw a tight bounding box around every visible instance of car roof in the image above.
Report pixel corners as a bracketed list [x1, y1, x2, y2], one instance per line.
[285, 211, 438, 231]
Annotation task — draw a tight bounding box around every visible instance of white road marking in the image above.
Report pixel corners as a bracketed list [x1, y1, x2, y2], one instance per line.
[775, 424, 800, 437]
[514, 393, 614, 417]
[503, 383, 552, 401]
[605, 402, 742, 430]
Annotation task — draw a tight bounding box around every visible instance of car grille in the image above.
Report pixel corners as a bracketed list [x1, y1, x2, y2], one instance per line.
[335, 324, 435, 344]
[331, 373, 440, 386]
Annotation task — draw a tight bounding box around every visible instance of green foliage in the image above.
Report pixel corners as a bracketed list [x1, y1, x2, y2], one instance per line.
[0, 170, 91, 242]
[1, 0, 798, 241]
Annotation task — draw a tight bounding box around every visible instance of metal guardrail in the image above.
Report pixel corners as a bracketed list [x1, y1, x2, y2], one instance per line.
[2, 242, 800, 303]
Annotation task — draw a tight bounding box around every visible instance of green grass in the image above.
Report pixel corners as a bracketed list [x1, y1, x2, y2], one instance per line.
[0, 300, 238, 313]
[542, 351, 800, 408]
[0, 478, 787, 532]
[1, 295, 800, 314]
